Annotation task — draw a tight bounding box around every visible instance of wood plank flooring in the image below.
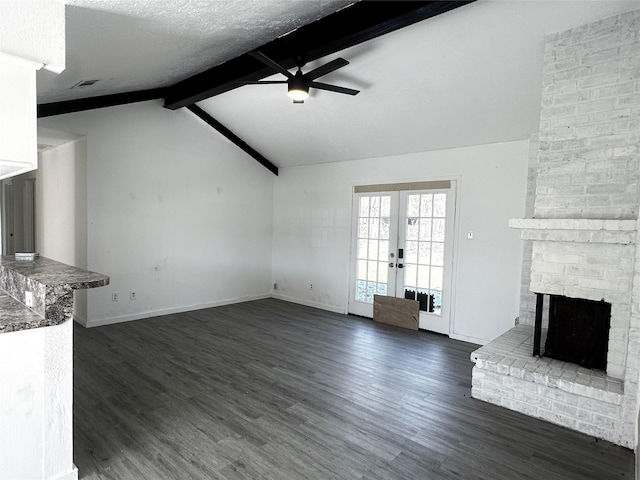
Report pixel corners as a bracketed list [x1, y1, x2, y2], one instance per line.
[73, 298, 634, 479]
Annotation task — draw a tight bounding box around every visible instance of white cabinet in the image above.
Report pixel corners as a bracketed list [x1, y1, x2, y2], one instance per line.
[0, 57, 38, 180]
[0, 0, 65, 180]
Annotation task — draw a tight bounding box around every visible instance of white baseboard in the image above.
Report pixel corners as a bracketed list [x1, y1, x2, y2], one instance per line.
[83, 294, 485, 346]
[72, 315, 87, 327]
[84, 293, 272, 328]
[449, 332, 486, 346]
[271, 293, 347, 314]
[52, 465, 78, 480]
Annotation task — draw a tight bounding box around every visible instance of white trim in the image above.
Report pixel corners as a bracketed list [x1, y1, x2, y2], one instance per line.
[72, 315, 87, 327]
[449, 332, 485, 346]
[43, 63, 65, 74]
[447, 175, 463, 339]
[51, 465, 78, 480]
[271, 293, 347, 314]
[84, 293, 272, 328]
[0, 51, 44, 70]
[0, 159, 32, 168]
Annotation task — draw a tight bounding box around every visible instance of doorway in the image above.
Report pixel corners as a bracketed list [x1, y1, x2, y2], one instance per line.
[1, 175, 36, 255]
[348, 181, 456, 335]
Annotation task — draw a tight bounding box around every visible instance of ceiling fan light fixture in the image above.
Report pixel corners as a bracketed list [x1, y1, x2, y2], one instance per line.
[288, 69, 309, 101]
[287, 86, 309, 101]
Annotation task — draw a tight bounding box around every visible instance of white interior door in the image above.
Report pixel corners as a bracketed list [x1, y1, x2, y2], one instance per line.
[349, 183, 455, 335]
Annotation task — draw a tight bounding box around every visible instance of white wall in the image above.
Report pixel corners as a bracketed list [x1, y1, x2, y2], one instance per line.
[272, 140, 529, 344]
[0, 326, 44, 479]
[39, 100, 274, 326]
[0, 320, 76, 480]
[37, 138, 87, 268]
[37, 137, 89, 322]
[37, 101, 527, 343]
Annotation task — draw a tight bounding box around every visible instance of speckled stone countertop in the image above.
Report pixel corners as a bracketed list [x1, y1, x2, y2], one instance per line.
[0, 255, 109, 334]
[0, 290, 47, 333]
[0, 256, 109, 289]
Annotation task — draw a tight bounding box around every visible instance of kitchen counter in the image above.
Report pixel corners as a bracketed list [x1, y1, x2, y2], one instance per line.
[0, 289, 45, 333]
[0, 255, 109, 333]
[0, 255, 109, 479]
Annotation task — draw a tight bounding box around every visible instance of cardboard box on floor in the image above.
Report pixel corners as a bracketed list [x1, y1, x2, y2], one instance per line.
[373, 294, 419, 330]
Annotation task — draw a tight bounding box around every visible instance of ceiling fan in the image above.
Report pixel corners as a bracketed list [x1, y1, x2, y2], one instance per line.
[242, 50, 360, 104]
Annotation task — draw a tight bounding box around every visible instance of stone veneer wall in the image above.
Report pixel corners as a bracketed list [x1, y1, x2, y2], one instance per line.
[474, 8, 640, 448]
[518, 134, 540, 326]
[536, 10, 640, 219]
[536, 8, 640, 444]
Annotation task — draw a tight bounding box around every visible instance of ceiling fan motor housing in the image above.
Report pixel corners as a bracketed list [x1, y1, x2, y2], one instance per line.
[288, 70, 309, 101]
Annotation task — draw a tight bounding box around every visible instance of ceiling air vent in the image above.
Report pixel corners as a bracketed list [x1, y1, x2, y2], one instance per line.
[71, 79, 99, 89]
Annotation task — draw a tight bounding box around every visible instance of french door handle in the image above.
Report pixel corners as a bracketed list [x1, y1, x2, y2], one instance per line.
[389, 262, 395, 268]
[397, 263, 404, 269]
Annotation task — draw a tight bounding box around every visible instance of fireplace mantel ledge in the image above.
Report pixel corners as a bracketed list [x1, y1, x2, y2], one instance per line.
[509, 218, 637, 231]
[509, 218, 637, 245]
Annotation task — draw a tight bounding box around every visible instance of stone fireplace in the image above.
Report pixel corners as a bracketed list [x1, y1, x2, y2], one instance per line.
[471, 9, 640, 449]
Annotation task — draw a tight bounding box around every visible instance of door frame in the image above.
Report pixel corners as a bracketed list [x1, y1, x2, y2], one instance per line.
[347, 176, 461, 336]
[2, 182, 14, 255]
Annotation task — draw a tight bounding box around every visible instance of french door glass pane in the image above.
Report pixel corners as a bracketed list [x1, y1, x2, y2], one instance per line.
[355, 194, 392, 303]
[403, 192, 447, 314]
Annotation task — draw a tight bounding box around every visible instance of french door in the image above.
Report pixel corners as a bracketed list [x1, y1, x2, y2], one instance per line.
[348, 183, 455, 335]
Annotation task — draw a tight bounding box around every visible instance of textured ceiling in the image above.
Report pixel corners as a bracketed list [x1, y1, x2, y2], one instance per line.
[38, 0, 640, 169]
[37, 0, 356, 103]
[198, 0, 640, 167]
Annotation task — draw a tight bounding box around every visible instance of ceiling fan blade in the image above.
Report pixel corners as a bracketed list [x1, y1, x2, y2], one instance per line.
[309, 81, 359, 96]
[248, 51, 294, 79]
[304, 58, 349, 81]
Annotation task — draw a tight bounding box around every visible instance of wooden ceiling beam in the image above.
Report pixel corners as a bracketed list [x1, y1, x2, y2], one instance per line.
[162, 1, 475, 110]
[38, 88, 166, 118]
[187, 104, 279, 175]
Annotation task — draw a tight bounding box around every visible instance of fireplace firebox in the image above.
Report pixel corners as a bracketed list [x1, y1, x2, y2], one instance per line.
[533, 294, 611, 371]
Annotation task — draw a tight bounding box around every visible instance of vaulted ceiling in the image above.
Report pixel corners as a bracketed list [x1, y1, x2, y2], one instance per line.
[38, 0, 640, 170]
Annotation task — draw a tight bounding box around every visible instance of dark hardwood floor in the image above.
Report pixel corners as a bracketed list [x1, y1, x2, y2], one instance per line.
[73, 298, 634, 479]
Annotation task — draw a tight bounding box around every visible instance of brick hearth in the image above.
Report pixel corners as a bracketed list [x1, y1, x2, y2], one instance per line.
[472, 325, 624, 442]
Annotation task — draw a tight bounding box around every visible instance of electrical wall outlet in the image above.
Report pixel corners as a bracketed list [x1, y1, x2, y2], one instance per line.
[112, 292, 118, 302]
[130, 291, 136, 300]
[310, 283, 313, 290]
[25, 291, 33, 308]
